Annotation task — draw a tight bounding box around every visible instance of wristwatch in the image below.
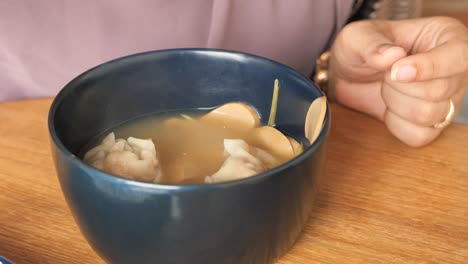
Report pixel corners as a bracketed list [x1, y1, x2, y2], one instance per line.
[313, 0, 422, 99]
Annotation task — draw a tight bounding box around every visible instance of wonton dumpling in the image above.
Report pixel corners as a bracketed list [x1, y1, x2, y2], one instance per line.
[204, 139, 278, 183]
[84, 132, 162, 182]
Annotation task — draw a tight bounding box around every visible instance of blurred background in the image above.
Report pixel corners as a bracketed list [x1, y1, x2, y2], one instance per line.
[370, 0, 468, 124]
[422, 0, 468, 23]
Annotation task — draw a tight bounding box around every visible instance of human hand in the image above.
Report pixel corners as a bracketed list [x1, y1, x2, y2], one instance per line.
[329, 17, 468, 147]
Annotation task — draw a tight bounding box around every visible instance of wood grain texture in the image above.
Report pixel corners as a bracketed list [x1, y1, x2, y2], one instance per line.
[0, 98, 467, 264]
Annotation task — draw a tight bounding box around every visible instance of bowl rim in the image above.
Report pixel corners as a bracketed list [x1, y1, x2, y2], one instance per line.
[48, 48, 331, 191]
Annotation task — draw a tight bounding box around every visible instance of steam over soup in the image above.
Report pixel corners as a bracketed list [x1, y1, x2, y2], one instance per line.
[82, 102, 303, 184]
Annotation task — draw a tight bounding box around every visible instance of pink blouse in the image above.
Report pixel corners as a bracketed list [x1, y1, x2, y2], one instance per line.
[0, 0, 353, 102]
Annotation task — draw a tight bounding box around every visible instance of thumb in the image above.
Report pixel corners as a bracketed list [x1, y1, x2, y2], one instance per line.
[338, 21, 407, 71]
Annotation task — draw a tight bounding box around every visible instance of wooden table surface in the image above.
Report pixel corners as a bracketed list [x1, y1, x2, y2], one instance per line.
[0, 98, 467, 263]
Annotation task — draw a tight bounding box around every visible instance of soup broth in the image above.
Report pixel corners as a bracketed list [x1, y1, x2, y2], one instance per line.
[82, 106, 303, 184]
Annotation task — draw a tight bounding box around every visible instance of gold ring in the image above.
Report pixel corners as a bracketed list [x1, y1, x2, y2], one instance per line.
[433, 99, 455, 129]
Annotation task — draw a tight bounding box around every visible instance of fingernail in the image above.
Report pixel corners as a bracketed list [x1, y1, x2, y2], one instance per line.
[378, 44, 398, 55]
[391, 65, 417, 82]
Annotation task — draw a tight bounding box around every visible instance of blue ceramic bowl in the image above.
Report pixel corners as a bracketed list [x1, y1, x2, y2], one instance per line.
[48, 49, 330, 264]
